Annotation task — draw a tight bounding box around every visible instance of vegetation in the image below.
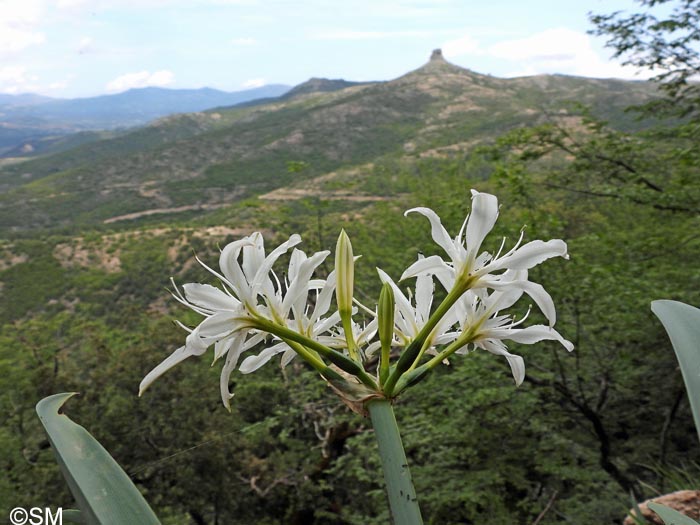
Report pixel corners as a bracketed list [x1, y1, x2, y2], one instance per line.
[2, 3, 700, 522]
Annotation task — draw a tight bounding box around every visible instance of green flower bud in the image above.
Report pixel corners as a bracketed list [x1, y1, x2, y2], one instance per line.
[378, 282, 395, 386]
[335, 229, 354, 317]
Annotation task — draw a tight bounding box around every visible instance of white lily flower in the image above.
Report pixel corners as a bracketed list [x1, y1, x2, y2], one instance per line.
[238, 269, 342, 374]
[401, 190, 569, 312]
[376, 266, 456, 350]
[140, 233, 337, 409]
[446, 275, 573, 386]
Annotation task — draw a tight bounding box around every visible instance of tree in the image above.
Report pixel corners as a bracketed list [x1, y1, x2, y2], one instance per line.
[590, 0, 700, 121]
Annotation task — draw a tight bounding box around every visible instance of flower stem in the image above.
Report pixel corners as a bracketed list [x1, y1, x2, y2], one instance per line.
[367, 399, 423, 525]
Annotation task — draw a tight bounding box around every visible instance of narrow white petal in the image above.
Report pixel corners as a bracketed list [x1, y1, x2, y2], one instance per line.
[213, 337, 235, 362]
[287, 248, 306, 283]
[493, 239, 568, 271]
[415, 272, 434, 325]
[310, 271, 336, 323]
[218, 237, 254, 299]
[251, 234, 302, 295]
[377, 268, 417, 333]
[504, 324, 574, 351]
[400, 255, 452, 281]
[479, 338, 525, 386]
[405, 207, 459, 260]
[314, 310, 343, 335]
[183, 283, 240, 311]
[280, 347, 297, 367]
[139, 346, 192, 395]
[185, 326, 213, 355]
[466, 191, 499, 261]
[197, 311, 240, 338]
[239, 344, 286, 374]
[282, 250, 329, 315]
[220, 332, 247, 410]
[243, 232, 266, 282]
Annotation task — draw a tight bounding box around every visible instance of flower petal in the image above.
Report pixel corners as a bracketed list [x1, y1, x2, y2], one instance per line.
[502, 324, 574, 351]
[400, 255, 452, 281]
[139, 346, 192, 395]
[183, 283, 240, 311]
[251, 233, 302, 295]
[219, 332, 247, 410]
[466, 190, 499, 261]
[495, 239, 569, 271]
[239, 343, 287, 374]
[405, 207, 459, 260]
[479, 339, 525, 386]
[282, 249, 330, 315]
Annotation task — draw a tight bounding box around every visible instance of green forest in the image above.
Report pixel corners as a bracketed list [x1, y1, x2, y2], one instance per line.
[2, 1, 700, 524]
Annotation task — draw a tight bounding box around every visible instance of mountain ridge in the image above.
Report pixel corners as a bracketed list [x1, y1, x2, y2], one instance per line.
[0, 51, 661, 234]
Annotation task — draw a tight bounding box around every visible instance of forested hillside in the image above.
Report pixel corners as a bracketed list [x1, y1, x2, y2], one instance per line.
[1, 16, 699, 524]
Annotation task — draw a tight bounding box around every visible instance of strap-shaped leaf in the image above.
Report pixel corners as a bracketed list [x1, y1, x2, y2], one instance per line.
[36, 393, 160, 525]
[651, 300, 700, 444]
[648, 502, 700, 525]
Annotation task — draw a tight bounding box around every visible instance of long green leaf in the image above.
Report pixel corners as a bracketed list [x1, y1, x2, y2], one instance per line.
[651, 300, 700, 444]
[648, 502, 700, 525]
[36, 393, 160, 525]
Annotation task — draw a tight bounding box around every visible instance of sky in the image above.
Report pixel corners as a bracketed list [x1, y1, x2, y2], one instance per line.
[0, 0, 654, 99]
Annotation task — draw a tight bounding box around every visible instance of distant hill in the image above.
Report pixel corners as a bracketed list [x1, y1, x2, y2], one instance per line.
[0, 84, 291, 157]
[281, 78, 370, 98]
[0, 51, 659, 234]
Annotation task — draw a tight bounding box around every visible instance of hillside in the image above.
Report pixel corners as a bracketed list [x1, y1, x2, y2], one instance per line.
[0, 51, 658, 235]
[0, 84, 291, 158]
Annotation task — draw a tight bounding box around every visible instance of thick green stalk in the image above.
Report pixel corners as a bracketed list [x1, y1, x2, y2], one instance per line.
[367, 399, 423, 525]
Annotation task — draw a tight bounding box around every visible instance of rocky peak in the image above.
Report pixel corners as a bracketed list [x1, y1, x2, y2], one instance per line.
[430, 49, 445, 62]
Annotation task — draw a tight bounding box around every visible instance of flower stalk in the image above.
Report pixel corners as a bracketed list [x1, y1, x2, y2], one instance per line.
[367, 399, 423, 525]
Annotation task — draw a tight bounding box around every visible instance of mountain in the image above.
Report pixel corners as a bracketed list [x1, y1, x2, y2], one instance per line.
[0, 84, 291, 157]
[0, 93, 55, 107]
[0, 51, 659, 234]
[281, 78, 370, 98]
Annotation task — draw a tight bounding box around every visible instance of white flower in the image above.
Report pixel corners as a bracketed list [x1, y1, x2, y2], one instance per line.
[140, 233, 337, 409]
[401, 190, 568, 316]
[446, 270, 574, 386]
[238, 269, 341, 374]
[376, 266, 456, 350]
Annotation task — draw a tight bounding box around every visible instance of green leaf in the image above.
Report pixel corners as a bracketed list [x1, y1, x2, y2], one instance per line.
[62, 510, 86, 524]
[36, 393, 160, 525]
[651, 300, 700, 444]
[648, 502, 700, 525]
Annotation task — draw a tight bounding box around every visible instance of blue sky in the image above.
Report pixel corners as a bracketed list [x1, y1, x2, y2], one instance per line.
[0, 0, 651, 98]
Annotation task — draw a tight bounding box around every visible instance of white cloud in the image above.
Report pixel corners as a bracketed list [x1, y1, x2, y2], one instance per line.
[241, 78, 266, 88]
[488, 28, 650, 79]
[0, 66, 39, 94]
[106, 70, 175, 92]
[442, 27, 651, 80]
[0, 0, 46, 56]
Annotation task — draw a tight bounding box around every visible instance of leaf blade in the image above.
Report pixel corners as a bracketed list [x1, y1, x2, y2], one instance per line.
[36, 393, 160, 525]
[651, 300, 700, 444]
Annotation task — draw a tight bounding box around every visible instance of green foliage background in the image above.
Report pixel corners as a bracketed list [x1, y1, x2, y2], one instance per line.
[2, 4, 700, 521]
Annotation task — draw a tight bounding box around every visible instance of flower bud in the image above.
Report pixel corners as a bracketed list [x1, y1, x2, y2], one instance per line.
[378, 282, 395, 352]
[335, 229, 354, 317]
[378, 282, 395, 385]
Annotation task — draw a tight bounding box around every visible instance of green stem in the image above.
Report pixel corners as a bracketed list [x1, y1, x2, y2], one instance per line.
[367, 399, 423, 525]
[254, 317, 377, 390]
[383, 285, 464, 396]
